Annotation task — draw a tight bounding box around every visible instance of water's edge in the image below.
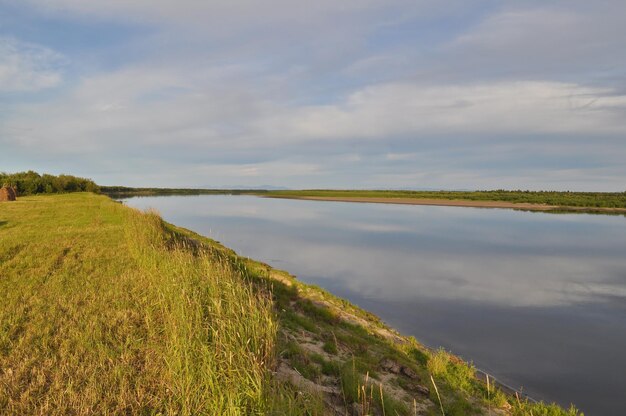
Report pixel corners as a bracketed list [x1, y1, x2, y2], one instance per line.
[152, 202, 538, 403]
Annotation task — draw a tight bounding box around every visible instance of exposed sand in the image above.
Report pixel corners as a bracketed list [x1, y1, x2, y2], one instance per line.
[268, 196, 626, 212]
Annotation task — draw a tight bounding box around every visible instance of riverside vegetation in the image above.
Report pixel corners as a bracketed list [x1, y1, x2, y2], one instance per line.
[261, 190, 626, 210]
[1, 193, 583, 415]
[0, 171, 100, 195]
[100, 186, 259, 198]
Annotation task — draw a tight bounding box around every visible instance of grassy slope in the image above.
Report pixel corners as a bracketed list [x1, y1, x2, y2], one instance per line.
[0, 194, 582, 415]
[262, 190, 626, 209]
[0, 193, 277, 415]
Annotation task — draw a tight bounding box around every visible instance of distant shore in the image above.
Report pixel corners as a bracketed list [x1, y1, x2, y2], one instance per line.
[99, 187, 626, 213]
[266, 195, 626, 213]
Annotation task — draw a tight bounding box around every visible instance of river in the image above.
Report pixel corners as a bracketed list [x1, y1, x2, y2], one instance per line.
[122, 195, 626, 415]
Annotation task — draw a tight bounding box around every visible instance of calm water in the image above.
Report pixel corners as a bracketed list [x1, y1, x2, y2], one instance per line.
[123, 195, 626, 415]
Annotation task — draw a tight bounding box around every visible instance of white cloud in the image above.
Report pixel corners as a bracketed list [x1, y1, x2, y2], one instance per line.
[3, 66, 626, 158]
[261, 81, 626, 140]
[1, 63, 274, 152]
[385, 153, 416, 161]
[453, 8, 583, 52]
[3, 0, 626, 189]
[0, 37, 63, 92]
[100, 159, 322, 187]
[368, 166, 626, 192]
[15, 0, 419, 29]
[444, 2, 626, 78]
[193, 161, 321, 179]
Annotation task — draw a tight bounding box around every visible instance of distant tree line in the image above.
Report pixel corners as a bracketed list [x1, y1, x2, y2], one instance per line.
[0, 171, 100, 196]
[100, 186, 267, 197]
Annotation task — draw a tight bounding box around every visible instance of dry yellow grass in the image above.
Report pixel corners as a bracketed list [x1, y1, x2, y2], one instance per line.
[0, 193, 276, 415]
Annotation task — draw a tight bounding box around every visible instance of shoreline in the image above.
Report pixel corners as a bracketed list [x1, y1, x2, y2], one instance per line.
[266, 195, 626, 213]
[161, 210, 540, 406]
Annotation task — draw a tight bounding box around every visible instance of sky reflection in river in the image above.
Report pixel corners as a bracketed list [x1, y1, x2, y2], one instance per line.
[123, 195, 626, 415]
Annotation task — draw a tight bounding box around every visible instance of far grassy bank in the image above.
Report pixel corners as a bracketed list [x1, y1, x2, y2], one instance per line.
[1, 193, 583, 415]
[100, 186, 626, 211]
[262, 190, 626, 210]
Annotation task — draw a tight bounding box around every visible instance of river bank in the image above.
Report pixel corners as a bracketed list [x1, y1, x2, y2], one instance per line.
[264, 195, 626, 213]
[1, 193, 581, 415]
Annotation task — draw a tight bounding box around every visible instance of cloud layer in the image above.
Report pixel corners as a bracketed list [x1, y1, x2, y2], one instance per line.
[1, 0, 625, 189]
[0, 37, 63, 92]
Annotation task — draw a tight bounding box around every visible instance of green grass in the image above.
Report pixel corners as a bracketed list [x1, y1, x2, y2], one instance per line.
[428, 348, 476, 393]
[426, 349, 584, 416]
[322, 340, 338, 355]
[0, 193, 278, 415]
[339, 360, 408, 416]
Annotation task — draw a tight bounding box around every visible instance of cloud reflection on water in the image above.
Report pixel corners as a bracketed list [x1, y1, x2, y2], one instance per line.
[132, 196, 626, 308]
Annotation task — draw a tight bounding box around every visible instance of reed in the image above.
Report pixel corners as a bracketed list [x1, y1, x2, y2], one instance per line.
[430, 374, 446, 416]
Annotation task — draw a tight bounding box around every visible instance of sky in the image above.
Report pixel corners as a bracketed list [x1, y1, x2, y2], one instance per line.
[1, 0, 625, 190]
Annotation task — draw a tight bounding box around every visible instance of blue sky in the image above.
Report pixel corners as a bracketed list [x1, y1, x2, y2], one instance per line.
[1, 0, 625, 190]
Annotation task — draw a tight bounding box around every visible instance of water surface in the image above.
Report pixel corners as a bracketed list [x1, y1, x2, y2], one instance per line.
[123, 195, 626, 415]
